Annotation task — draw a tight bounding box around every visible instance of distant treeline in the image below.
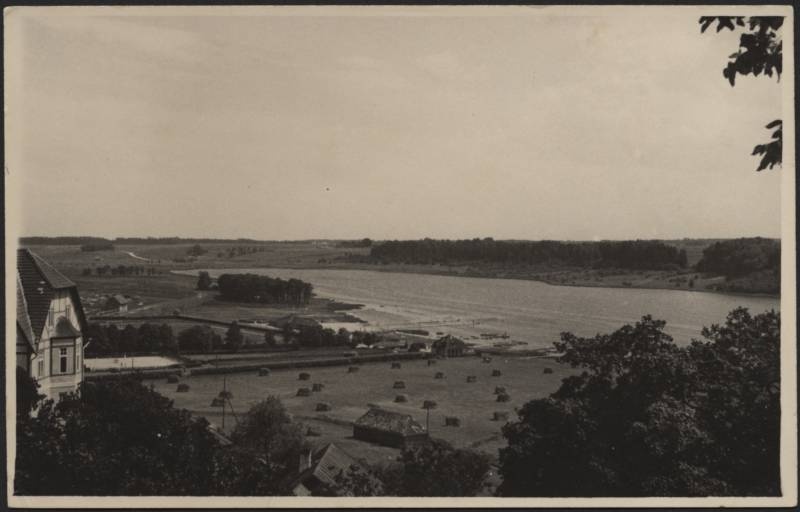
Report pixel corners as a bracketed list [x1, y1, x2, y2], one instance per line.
[337, 238, 373, 248]
[81, 241, 115, 252]
[697, 238, 780, 277]
[370, 238, 688, 270]
[217, 274, 313, 305]
[20, 236, 264, 245]
[21, 236, 113, 246]
[82, 265, 160, 277]
[113, 237, 265, 244]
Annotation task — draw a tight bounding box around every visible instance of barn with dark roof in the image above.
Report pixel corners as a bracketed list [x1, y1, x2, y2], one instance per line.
[291, 443, 379, 496]
[353, 407, 428, 449]
[17, 248, 88, 401]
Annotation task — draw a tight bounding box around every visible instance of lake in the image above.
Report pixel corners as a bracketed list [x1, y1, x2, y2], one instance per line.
[183, 268, 779, 349]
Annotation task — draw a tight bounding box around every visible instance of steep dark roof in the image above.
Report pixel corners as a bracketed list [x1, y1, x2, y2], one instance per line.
[17, 274, 36, 351]
[293, 443, 375, 495]
[354, 407, 426, 436]
[18, 248, 87, 338]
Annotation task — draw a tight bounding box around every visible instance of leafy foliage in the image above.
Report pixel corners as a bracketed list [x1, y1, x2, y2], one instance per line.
[699, 16, 783, 171]
[85, 322, 177, 357]
[752, 119, 782, 171]
[16, 367, 43, 419]
[15, 378, 220, 495]
[371, 238, 688, 270]
[225, 322, 244, 352]
[15, 378, 310, 496]
[217, 273, 313, 305]
[229, 396, 308, 487]
[696, 237, 780, 277]
[197, 271, 212, 291]
[378, 438, 491, 496]
[498, 308, 780, 496]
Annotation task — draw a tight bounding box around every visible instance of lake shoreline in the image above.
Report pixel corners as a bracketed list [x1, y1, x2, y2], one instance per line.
[180, 263, 779, 300]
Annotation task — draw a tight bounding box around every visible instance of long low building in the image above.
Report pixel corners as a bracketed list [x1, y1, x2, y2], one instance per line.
[353, 407, 428, 449]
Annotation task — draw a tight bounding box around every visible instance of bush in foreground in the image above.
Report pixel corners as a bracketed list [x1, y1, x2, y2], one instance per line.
[498, 308, 780, 497]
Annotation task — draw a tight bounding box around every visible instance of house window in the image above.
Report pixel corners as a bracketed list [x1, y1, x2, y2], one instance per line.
[37, 359, 44, 377]
[65, 304, 71, 319]
[59, 348, 68, 373]
[51, 344, 75, 375]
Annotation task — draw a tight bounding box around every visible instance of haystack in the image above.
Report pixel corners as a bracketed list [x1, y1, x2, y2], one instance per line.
[393, 381, 406, 389]
[296, 387, 311, 397]
[491, 369, 502, 377]
[312, 383, 325, 392]
[434, 372, 445, 379]
[496, 393, 511, 403]
[258, 368, 270, 376]
[543, 367, 554, 374]
[391, 362, 402, 369]
[315, 402, 332, 412]
[444, 417, 461, 427]
[466, 375, 477, 383]
[299, 372, 311, 380]
[394, 394, 408, 403]
[492, 411, 509, 421]
[176, 383, 190, 392]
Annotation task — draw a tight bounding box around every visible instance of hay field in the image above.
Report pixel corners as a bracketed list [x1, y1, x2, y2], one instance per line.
[147, 355, 577, 465]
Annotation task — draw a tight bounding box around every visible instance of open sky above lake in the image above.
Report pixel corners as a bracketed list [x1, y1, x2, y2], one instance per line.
[6, 6, 784, 240]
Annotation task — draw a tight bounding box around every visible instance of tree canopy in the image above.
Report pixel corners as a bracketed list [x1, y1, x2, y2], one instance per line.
[699, 16, 783, 171]
[498, 307, 780, 496]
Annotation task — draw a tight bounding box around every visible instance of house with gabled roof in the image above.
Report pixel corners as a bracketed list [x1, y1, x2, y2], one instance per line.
[353, 407, 429, 449]
[104, 294, 130, 313]
[17, 248, 88, 402]
[291, 443, 380, 496]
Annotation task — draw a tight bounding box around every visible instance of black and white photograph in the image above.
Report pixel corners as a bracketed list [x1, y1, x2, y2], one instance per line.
[4, 4, 796, 507]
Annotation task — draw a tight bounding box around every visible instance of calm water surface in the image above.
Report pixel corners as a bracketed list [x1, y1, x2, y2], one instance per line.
[189, 268, 779, 349]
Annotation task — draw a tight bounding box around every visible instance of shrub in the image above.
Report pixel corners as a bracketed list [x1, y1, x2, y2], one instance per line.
[496, 393, 510, 403]
[491, 370, 502, 377]
[427, 359, 436, 366]
[434, 372, 445, 379]
[391, 362, 402, 369]
[176, 384, 190, 392]
[296, 388, 311, 397]
[394, 394, 408, 403]
[494, 386, 506, 395]
[298, 372, 311, 381]
[393, 381, 406, 389]
[492, 411, 509, 422]
[258, 368, 270, 376]
[445, 417, 461, 427]
[543, 367, 553, 374]
[348, 366, 360, 373]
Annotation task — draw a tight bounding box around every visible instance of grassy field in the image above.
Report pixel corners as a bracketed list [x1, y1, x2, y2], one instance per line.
[146, 355, 577, 466]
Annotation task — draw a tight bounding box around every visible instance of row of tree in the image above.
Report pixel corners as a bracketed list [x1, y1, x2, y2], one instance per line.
[370, 238, 688, 270]
[81, 265, 160, 277]
[217, 274, 313, 305]
[85, 322, 248, 357]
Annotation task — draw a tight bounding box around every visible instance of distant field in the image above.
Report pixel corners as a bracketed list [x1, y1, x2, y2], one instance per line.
[85, 355, 181, 371]
[146, 355, 577, 466]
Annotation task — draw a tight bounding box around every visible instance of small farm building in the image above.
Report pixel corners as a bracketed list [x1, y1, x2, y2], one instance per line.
[353, 408, 428, 449]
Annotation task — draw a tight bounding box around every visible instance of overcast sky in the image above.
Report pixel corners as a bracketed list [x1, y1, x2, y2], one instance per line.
[6, 7, 785, 240]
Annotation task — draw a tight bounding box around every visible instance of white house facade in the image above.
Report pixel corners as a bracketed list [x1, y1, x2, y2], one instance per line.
[17, 248, 87, 402]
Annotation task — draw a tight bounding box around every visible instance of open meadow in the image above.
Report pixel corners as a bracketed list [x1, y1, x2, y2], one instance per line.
[147, 354, 578, 466]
